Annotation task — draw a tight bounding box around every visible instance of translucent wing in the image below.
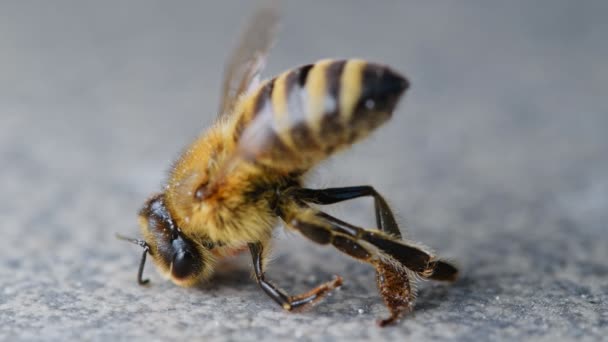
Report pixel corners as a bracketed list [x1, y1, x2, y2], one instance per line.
[217, 1, 280, 119]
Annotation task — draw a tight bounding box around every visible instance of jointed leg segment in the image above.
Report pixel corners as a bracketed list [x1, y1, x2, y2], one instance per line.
[281, 207, 421, 324]
[292, 186, 402, 238]
[283, 207, 456, 279]
[279, 193, 458, 326]
[374, 260, 414, 326]
[290, 187, 458, 281]
[248, 242, 342, 311]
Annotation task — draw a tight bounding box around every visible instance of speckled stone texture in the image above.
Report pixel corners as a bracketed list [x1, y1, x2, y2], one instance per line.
[1, 1, 606, 341]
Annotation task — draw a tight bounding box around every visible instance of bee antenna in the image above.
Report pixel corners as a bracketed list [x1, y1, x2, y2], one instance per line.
[115, 233, 151, 285]
[115, 233, 148, 248]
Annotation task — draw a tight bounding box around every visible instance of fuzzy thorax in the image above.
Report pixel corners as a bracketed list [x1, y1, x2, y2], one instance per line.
[164, 123, 279, 245]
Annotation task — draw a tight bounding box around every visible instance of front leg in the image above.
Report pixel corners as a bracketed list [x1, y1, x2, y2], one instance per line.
[248, 242, 343, 311]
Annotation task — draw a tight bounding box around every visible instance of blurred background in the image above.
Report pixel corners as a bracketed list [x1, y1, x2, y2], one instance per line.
[0, 1, 606, 340]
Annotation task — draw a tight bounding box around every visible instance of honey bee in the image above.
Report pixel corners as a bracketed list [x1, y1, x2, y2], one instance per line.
[118, 2, 458, 326]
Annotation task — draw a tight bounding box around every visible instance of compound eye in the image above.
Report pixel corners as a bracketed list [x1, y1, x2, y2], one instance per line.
[170, 237, 202, 280]
[172, 250, 198, 279]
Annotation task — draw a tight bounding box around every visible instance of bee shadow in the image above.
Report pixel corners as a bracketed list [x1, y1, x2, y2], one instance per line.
[195, 257, 257, 292]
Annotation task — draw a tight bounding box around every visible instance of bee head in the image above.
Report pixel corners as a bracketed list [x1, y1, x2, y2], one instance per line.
[121, 193, 213, 287]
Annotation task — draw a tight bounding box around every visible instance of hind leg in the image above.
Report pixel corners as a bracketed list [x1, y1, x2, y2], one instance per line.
[290, 187, 458, 281]
[374, 260, 414, 326]
[281, 207, 416, 325]
[374, 259, 458, 325]
[280, 204, 457, 325]
[289, 187, 457, 325]
[291, 186, 402, 238]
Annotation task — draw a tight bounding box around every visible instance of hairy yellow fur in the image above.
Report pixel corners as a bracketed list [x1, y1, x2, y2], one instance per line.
[165, 119, 282, 245]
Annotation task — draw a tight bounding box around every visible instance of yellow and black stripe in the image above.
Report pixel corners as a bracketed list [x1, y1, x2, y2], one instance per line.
[236, 59, 409, 171]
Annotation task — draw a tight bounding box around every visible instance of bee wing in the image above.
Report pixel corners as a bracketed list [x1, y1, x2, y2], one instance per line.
[217, 1, 280, 119]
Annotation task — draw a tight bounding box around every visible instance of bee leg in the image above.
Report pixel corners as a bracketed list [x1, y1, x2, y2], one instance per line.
[283, 207, 458, 281]
[248, 242, 343, 311]
[282, 205, 457, 324]
[291, 186, 402, 238]
[320, 211, 458, 282]
[373, 260, 414, 327]
[282, 208, 421, 325]
[425, 259, 459, 282]
[290, 189, 458, 282]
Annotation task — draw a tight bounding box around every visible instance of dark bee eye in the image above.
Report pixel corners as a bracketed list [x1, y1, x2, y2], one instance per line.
[172, 250, 197, 279]
[139, 194, 206, 283]
[170, 236, 202, 279]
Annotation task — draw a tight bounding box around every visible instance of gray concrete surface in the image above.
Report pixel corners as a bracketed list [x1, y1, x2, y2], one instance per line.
[1, 1, 607, 341]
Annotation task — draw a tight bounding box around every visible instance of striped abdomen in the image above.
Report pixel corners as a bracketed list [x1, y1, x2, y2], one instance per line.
[234, 59, 409, 172]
